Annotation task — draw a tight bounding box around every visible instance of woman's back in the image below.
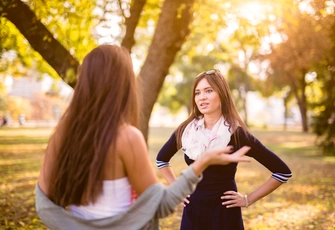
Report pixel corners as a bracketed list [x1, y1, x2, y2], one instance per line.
[68, 124, 142, 219]
[69, 178, 133, 219]
[38, 123, 157, 217]
[67, 123, 157, 219]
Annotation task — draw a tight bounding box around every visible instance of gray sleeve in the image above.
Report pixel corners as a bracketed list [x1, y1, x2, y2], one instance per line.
[154, 166, 202, 218]
[35, 167, 203, 229]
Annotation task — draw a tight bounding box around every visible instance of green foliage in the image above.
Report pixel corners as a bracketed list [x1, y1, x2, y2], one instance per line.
[259, 0, 333, 132]
[311, 17, 335, 155]
[156, 0, 229, 113]
[159, 0, 276, 117]
[64, 67, 77, 85]
[157, 1, 232, 113]
[158, 75, 192, 114]
[0, 0, 98, 79]
[0, 18, 58, 78]
[6, 96, 32, 120]
[2, 0, 335, 153]
[158, 53, 223, 114]
[122, 0, 163, 63]
[46, 81, 60, 97]
[27, 0, 98, 60]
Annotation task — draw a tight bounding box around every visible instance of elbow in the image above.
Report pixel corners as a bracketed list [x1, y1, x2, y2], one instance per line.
[272, 172, 292, 183]
[156, 160, 170, 169]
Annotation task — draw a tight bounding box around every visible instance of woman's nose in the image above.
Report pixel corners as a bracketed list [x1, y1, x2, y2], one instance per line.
[200, 93, 207, 99]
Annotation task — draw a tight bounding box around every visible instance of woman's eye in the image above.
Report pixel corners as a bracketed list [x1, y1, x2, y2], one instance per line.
[206, 89, 213, 93]
[195, 92, 200, 96]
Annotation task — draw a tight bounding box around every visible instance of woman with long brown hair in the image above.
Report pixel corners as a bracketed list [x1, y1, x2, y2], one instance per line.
[36, 45, 251, 230]
[156, 69, 292, 229]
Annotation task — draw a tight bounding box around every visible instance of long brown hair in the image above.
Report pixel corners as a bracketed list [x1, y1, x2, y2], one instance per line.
[48, 45, 138, 207]
[176, 70, 248, 149]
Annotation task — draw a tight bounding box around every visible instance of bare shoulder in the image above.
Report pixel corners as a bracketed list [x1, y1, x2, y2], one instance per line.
[118, 124, 144, 142]
[116, 124, 146, 153]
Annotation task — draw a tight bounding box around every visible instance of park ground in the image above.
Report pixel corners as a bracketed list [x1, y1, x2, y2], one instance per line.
[0, 126, 334, 229]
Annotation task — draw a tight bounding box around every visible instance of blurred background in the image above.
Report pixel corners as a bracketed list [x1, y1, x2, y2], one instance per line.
[0, 0, 334, 229]
[1, 0, 335, 152]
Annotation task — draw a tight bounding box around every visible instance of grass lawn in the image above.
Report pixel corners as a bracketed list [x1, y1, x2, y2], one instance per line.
[0, 126, 334, 230]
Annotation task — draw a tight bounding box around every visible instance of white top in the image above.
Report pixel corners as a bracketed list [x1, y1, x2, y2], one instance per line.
[69, 177, 132, 220]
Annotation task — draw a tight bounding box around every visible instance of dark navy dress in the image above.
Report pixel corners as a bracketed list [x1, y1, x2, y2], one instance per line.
[156, 127, 292, 230]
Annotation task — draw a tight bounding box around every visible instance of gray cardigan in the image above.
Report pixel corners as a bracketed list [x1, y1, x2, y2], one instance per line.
[35, 166, 202, 230]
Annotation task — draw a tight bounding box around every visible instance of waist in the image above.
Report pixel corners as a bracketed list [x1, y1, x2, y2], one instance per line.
[196, 177, 236, 190]
[196, 168, 236, 190]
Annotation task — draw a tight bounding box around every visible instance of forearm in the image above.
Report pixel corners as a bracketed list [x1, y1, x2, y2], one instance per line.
[159, 166, 177, 185]
[159, 154, 211, 184]
[191, 154, 210, 176]
[155, 166, 202, 218]
[247, 177, 283, 206]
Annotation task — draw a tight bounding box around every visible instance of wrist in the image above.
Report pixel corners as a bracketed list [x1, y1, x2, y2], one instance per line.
[192, 154, 209, 176]
[244, 194, 249, 208]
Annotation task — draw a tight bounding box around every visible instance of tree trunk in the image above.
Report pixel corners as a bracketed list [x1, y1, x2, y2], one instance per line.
[2, 0, 196, 141]
[300, 100, 308, 132]
[121, 0, 147, 52]
[283, 97, 288, 131]
[0, 0, 79, 88]
[290, 73, 308, 133]
[298, 71, 308, 132]
[137, 0, 195, 141]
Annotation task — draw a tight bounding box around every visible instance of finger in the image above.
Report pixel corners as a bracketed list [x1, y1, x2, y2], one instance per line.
[221, 194, 236, 200]
[214, 146, 234, 155]
[182, 197, 190, 207]
[226, 204, 236, 208]
[222, 200, 236, 206]
[223, 191, 236, 195]
[224, 145, 234, 153]
[235, 146, 251, 156]
[231, 146, 251, 163]
[237, 157, 251, 163]
[184, 195, 190, 204]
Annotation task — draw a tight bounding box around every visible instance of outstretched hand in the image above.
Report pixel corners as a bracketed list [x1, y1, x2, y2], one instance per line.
[204, 146, 251, 166]
[191, 146, 251, 180]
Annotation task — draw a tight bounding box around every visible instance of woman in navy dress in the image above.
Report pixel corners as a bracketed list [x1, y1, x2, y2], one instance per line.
[156, 70, 292, 230]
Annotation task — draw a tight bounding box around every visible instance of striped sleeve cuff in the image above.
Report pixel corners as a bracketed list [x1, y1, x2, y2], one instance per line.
[156, 160, 170, 169]
[272, 173, 292, 183]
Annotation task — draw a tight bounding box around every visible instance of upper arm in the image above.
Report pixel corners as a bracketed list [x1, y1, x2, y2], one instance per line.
[38, 134, 59, 195]
[156, 132, 178, 168]
[117, 126, 159, 196]
[235, 128, 292, 175]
